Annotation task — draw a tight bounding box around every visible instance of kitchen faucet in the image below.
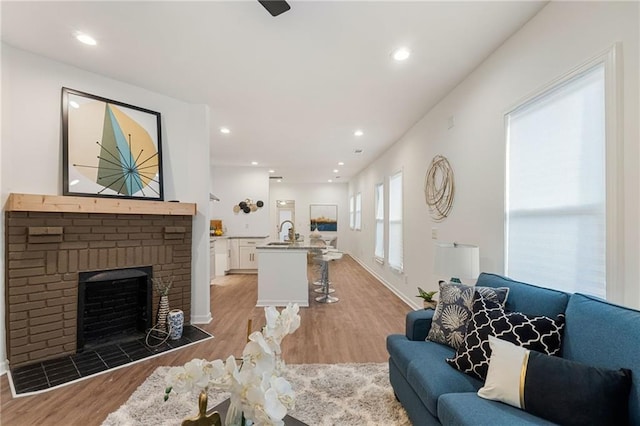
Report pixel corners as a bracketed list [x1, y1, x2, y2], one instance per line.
[278, 220, 296, 243]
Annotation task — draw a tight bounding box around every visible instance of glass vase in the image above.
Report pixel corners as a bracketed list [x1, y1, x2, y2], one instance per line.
[225, 399, 245, 426]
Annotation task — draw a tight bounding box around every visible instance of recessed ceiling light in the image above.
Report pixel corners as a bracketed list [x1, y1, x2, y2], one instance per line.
[327, 179, 333, 183]
[75, 32, 97, 46]
[220, 127, 230, 134]
[69, 101, 80, 109]
[251, 161, 258, 166]
[277, 179, 282, 183]
[333, 169, 339, 173]
[354, 130, 364, 137]
[392, 47, 411, 61]
[338, 162, 344, 166]
[268, 169, 275, 173]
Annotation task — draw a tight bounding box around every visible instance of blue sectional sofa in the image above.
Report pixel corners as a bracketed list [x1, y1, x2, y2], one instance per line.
[387, 273, 640, 425]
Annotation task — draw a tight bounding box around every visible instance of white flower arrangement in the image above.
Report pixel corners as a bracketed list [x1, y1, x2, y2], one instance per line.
[164, 303, 301, 425]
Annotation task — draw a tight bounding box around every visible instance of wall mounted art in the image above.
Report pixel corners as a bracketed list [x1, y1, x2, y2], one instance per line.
[233, 199, 264, 214]
[424, 155, 455, 221]
[62, 88, 164, 200]
[310, 204, 337, 232]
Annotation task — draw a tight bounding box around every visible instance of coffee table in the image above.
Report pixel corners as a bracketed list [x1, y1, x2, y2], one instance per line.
[207, 398, 308, 426]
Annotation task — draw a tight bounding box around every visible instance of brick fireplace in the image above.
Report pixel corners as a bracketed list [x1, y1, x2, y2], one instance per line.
[4, 194, 196, 368]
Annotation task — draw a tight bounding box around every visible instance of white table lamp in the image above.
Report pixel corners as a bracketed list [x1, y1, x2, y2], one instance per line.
[434, 242, 480, 283]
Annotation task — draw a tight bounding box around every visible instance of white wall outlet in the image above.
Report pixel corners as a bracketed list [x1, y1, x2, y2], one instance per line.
[431, 227, 438, 239]
[447, 115, 455, 129]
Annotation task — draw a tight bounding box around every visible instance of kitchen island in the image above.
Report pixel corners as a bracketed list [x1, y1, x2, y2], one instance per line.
[256, 242, 322, 307]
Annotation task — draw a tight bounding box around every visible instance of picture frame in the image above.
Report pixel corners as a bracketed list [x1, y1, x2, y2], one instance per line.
[62, 87, 164, 200]
[310, 204, 338, 232]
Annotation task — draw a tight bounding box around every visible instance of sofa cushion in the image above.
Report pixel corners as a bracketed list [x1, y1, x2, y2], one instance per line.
[438, 393, 558, 426]
[387, 333, 482, 418]
[387, 334, 456, 378]
[476, 272, 569, 318]
[447, 294, 565, 380]
[405, 354, 483, 417]
[562, 293, 640, 423]
[388, 359, 440, 426]
[426, 281, 509, 349]
[479, 335, 632, 426]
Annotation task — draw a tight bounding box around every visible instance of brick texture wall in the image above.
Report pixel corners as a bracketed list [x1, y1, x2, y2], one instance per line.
[5, 211, 193, 367]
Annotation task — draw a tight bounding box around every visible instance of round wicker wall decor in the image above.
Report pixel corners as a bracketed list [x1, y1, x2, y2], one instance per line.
[424, 155, 454, 221]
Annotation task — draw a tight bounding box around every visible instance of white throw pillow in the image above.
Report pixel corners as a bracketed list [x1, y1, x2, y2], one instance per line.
[477, 335, 529, 409]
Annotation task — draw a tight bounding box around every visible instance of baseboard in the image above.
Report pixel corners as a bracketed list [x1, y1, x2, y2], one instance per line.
[0, 359, 7, 376]
[347, 252, 421, 311]
[191, 313, 212, 324]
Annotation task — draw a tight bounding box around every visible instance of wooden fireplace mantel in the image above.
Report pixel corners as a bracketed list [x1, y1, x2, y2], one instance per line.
[5, 193, 197, 216]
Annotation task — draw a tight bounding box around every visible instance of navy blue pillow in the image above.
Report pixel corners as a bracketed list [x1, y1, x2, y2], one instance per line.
[524, 352, 632, 426]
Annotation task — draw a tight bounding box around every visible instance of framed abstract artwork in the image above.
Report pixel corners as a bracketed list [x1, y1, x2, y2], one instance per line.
[310, 204, 338, 232]
[62, 87, 164, 200]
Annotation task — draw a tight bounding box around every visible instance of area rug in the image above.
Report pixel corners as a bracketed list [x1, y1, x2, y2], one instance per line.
[102, 363, 410, 425]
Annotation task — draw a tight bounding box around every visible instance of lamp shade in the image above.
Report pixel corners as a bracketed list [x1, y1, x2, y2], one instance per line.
[434, 242, 480, 280]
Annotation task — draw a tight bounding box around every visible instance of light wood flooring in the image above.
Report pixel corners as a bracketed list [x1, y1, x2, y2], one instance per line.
[0, 254, 411, 425]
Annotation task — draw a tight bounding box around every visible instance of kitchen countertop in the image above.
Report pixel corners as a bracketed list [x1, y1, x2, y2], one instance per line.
[257, 241, 326, 250]
[209, 235, 268, 239]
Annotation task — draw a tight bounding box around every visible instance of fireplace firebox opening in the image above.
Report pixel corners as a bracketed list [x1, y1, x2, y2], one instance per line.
[77, 266, 153, 351]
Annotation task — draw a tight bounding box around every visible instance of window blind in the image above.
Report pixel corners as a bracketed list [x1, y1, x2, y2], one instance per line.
[506, 64, 606, 298]
[388, 171, 403, 272]
[349, 195, 355, 230]
[374, 183, 384, 260]
[355, 193, 362, 231]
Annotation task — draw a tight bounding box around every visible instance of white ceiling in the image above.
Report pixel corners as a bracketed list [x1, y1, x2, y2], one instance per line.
[1, 0, 547, 183]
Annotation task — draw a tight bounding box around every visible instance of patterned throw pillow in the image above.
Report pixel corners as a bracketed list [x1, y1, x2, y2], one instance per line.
[426, 282, 509, 350]
[446, 293, 565, 381]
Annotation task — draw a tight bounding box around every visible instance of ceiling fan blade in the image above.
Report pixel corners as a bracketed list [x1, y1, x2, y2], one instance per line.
[258, 0, 290, 17]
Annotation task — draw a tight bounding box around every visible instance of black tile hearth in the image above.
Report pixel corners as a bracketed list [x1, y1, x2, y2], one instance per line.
[9, 325, 212, 395]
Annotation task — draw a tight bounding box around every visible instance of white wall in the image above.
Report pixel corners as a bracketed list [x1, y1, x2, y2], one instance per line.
[0, 43, 5, 373]
[349, 1, 640, 309]
[0, 45, 213, 372]
[209, 166, 270, 237]
[269, 182, 349, 245]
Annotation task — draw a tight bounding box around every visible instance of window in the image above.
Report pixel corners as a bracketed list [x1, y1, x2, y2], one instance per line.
[388, 171, 403, 272]
[355, 192, 362, 231]
[349, 195, 355, 230]
[506, 63, 606, 298]
[374, 183, 384, 261]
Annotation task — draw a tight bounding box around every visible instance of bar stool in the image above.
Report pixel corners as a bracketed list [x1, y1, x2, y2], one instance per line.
[309, 240, 330, 287]
[315, 250, 342, 304]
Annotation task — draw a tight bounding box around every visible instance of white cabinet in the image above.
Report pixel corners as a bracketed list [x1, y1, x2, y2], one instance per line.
[239, 246, 258, 269]
[229, 239, 239, 270]
[256, 247, 309, 307]
[209, 240, 216, 281]
[210, 238, 230, 279]
[214, 238, 229, 276]
[228, 238, 264, 272]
